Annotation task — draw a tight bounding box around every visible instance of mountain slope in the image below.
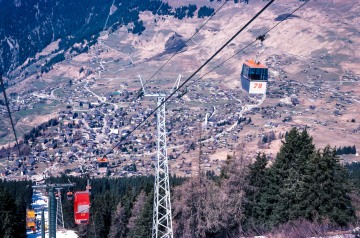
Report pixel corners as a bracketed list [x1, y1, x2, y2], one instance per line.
[0, 0, 190, 76]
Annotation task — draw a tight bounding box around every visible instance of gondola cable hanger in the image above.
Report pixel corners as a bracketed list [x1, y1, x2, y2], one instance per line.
[103, 0, 277, 157]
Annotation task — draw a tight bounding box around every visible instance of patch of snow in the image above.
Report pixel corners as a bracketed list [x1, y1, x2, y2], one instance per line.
[54, 230, 79, 238]
[26, 190, 78, 238]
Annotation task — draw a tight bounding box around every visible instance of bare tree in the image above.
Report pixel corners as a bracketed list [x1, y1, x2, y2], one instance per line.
[127, 190, 147, 231]
[108, 202, 127, 238]
[173, 177, 226, 238]
[173, 155, 249, 237]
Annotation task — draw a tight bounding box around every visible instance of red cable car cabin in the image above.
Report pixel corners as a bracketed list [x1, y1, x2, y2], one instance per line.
[74, 191, 90, 224]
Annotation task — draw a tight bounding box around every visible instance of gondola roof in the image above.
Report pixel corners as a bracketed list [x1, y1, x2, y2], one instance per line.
[243, 59, 267, 69]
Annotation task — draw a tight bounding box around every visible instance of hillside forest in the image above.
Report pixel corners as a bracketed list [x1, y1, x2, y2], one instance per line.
[0, 127, 360, 237]
[0, 0, 220, 75]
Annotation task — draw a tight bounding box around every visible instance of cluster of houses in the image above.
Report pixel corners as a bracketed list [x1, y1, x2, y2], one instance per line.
[1, 51, 359, 179]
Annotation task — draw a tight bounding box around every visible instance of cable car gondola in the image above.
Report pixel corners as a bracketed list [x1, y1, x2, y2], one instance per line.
[74, 191, 90, 225]
[97, 157, 109, 174]
[67, 191, 74, 201]
[241, 59, 268, 94]
[26, 209, 36, 231]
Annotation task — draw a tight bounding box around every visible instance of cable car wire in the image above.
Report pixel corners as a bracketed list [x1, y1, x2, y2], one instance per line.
[138, 0, 229, 94]
[104, 0, 311, 157]
[185, 0, 310, 90]
[103, 0, 275, 157]
[0, 74, 21, 157]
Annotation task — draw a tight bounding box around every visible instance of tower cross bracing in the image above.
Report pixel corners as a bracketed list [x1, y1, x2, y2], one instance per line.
[152, 96, 173, 238]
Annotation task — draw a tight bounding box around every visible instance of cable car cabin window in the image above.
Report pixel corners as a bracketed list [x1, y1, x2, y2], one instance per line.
[248, 68, 268, 81]
[98, 162, 108, 168]
[77, 205, 90, 213]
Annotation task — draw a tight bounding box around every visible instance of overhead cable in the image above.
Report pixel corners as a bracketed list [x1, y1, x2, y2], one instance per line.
[185, 0, 311, 89]
[138, 0, 229, 92]
[104, 0, 275, 157]
[0, 74, 21, 157]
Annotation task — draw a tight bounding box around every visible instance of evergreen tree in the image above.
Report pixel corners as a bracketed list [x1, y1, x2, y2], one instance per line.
[244, 153, 268, 232]
[174, 6, 188, 20]
[197, 6, 215, 18]
[336, 145, 357, 155]
[187, 4, 197, 18]
[87, 191, 119, 237]
[254, 128, 355, 231]
[346, 162, 360, 189]
[0, 188, 25, 238]
[256, 128, 315, 228]
[305, 146, 355, 225]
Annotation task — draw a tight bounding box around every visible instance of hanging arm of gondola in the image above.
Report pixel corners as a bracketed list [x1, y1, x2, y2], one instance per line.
[177, 87, 188, 99]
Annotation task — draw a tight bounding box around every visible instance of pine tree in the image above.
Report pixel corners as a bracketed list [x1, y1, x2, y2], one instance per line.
[244, 153, 268, 232]
[305, 146, 355, 225]
[256, 128, 315, 228]
[0, 189, 24, 238]
[87, 191, 119, 237]
[254, 128, 355, 230]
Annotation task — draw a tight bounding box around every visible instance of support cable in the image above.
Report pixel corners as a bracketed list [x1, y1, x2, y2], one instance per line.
[184, 0, 310, 90]
[138, 0, 229, 93]
[103, 0, 275, 157]
[0, 74, 21, 157]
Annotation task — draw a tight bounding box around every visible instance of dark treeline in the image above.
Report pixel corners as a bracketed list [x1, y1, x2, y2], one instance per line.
[336, 145, 357, 155]
[0, 127, 358, 237]
[346, 162, 360, 190]
[245, 129, 355, 233]
[41, 53, 65, 73]
[174, 5, 197, 19]
[55, 128, 355, 237]
[198, 6, 215, 18]
[46, 175, 185, 237]
[0, 180, 33, 238]
[0, 0, 218, 73]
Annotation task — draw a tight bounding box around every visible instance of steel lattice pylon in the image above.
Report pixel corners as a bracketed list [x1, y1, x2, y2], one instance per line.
[55, 188, 64, 230]
[152, 96, 173, 238]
